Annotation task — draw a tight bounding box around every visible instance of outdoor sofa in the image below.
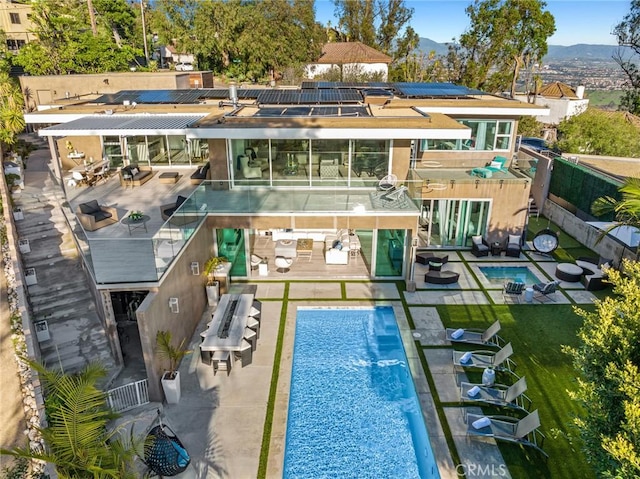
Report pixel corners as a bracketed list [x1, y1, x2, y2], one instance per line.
[119, 164, 153, 187]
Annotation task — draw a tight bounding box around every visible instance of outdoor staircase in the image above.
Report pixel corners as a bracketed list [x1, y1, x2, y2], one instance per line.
[12, 139, 118, 376]
[528, 197, 540, 218]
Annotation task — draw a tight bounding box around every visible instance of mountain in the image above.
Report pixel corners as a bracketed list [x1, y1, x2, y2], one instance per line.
[416, 37, 631, 61]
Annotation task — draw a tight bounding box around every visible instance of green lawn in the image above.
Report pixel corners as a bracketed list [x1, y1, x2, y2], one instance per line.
[438, 304, 596, 479]
[586, 90, 623, 109]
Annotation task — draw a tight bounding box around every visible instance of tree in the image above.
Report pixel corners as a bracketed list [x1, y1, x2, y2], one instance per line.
[613, 1, 640, 115]
[557, 108, 640, 158]
[517, 116, 543, 137]
[592, 177, 640, 237]
[451, 0, 555, 96]
[14, 0, 140, 75]
[567, 261, 640, 477]
[0, 72, 25, 165]
[1, 361, 138, 478]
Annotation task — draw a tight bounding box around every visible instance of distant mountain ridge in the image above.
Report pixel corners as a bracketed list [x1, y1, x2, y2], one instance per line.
[417, 37, 630, 61]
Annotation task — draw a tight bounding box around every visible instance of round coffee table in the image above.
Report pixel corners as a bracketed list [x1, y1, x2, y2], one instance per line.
[121, 214, 150, 235]
[555, 263, 583, 282]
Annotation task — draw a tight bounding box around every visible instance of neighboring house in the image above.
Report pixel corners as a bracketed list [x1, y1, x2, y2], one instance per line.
[0, 0, 35, 52]
[164, 45, 195, 68]
[515, 81, 589, 125]
[23, 81, 548, 401]
[306, 42, 392, 81]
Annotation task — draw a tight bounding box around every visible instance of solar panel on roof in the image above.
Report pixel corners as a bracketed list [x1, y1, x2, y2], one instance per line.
[300, 91, 320, 104]
[254, 107, 287, 116]
[301, 81, 319, 89]
[393, 82, 483, 98]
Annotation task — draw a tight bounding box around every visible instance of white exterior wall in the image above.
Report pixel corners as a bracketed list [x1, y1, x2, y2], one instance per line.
[306, 62, 388, 81]
[514, 95, 589, 124]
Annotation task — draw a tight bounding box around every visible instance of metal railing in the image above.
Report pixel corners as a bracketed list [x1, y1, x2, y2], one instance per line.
[106, 379, 149, 413]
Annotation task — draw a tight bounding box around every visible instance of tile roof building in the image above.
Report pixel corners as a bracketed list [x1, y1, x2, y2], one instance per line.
[306, 41, 393, 81]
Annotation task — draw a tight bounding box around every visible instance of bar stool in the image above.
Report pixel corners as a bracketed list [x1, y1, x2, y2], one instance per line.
[250, 299, 262, 321]
[247, 316, 260, 339]
[212, 350, 232, 376]
[244, 327, 258, 351]
[234, 339, 253, 367]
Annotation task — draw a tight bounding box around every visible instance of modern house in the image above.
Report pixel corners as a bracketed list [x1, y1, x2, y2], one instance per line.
[23, 81, 548, 400]
[305, 42, 392, 81]
[515, 81, 588, 125]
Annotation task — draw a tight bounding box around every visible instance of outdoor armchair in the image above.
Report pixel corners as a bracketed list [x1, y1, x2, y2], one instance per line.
[445, 320, 503, 347]
[460, 375, 531, 411]
[453, 342, 515, 372]
[471, 235, 490, 257]
[466, 409, 547, 458]
[160, 195, 188, 221]
[505, 234, 522, 258]
[76, 200, 118, 231]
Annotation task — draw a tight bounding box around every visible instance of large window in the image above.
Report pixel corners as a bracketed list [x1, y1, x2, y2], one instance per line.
[421, 120, 514, 152]
[229, 138, 390, 188]
[422, 199, 491, 247]
[10, 13, 20, 24]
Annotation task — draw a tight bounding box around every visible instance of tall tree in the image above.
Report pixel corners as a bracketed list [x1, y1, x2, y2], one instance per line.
[0, 72, 25, 165]
[614, 1, 640, 115]
[557, 108, 640, 158]
[592, 177, 640, 236]
[568, 261, 640, 477]
[452, 0, 555, 95]
[14, 0, 140, 75]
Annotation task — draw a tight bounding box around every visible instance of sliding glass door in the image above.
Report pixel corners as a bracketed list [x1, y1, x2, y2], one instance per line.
[423, 199, 491, 247]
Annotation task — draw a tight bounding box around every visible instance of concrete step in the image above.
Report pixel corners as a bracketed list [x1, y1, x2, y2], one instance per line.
[28, 282, 92, 307]
[31, 292, 94, 317]
[25, 279, 88, 298]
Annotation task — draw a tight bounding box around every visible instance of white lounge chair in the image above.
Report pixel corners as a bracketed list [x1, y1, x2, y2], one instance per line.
[445, 320, 503, 347]
[460, 375, 530, 410]
[466, 409, 547, 458]
[453, 343, 515, 372]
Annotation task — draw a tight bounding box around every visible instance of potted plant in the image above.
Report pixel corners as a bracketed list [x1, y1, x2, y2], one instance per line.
[156, 330, 190, 404]
[203, 256, 227, 306]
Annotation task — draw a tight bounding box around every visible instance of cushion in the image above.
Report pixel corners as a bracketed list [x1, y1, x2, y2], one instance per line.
[131, 167, 140, 176]
[176, 195, 187, 207]
[332, 240, 342, 250]
[508, 234, 521, 245]
[92, 211, 112, 222]
[471, 235, 483, 245]
[79, 200, 100, 215]
[490, 160, 502, 169]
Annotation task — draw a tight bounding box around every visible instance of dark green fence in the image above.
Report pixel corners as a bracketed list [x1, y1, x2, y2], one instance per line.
[549, 158, 621, 220]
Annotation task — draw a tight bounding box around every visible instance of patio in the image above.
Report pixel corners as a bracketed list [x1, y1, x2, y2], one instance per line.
[116, 243, 600, 478]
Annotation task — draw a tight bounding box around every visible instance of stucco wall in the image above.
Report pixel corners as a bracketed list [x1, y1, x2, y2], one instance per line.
[136, 223, 212, 401]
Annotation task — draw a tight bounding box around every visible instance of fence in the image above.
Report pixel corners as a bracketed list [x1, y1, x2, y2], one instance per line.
[107, 379, 149, 413]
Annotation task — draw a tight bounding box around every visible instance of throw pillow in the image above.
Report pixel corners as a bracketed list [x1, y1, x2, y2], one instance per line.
[131, 167, 139, 176]
[508, 234, 520, 245]
[79, 199, 100, 215]
[490, 160, 502, 169]
[332, 240, 342, 250]
[471, 235, 483, 245]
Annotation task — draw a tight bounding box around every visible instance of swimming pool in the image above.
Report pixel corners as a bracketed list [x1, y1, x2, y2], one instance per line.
[479, 266, 541, 286]
[284, 307, 440, 479]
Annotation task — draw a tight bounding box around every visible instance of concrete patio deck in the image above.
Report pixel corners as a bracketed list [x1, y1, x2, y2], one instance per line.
[116, 251, 596, 478]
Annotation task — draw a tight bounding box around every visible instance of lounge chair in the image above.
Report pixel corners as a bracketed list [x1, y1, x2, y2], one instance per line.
[460, 375, 531, 411]
[466, 409, 547, 458]
[471, 235, 490, 257]
[453, 342, 515, 372]
[445, 320, 503, 347]
[532, 280, 560, 302]
[503, 281, 525, 303]
[76, 200, 118, 231]
[160, 195, 188, 221]
[505, 234, 522, 258]
[486, 155, 508, 172]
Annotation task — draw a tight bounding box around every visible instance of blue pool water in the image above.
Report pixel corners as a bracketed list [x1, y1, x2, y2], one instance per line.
[284, 307, 440, 479]
[479, 266, 540, 285]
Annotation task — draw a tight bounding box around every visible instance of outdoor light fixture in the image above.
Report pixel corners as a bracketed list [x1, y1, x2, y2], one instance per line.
[499, 179, 504, 189]
[169, 297, 179, 314]
[450, 179, 455, 188]
[475, 179, 480, 189]
[190, 262, 200, 276]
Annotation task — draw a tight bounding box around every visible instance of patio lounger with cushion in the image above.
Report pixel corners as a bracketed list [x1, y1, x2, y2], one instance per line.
[471, 235, 490, 257]
[470, 167, 493, 178]
[466, 409, 547, 458]
[76, 200, 118, 231]
[190, 163, 210, 185]
[460, 375, 531, 411]
[453, 342, 515, 372]
[486, 155, 508, 172]
[532, 280, 560, 302]
[160, 195, 188, 221]
[503, 281, 525, 303]
[445, 319, 503, 347]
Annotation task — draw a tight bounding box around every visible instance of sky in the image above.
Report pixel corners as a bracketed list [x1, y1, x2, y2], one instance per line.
[314, 0, 631, 46]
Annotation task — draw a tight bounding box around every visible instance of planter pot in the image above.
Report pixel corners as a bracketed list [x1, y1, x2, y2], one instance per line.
[206, 281, 219, 307]
[13, 209, 23, 221]
[25, 268, 37, 286]
[161, 370, 181, 404]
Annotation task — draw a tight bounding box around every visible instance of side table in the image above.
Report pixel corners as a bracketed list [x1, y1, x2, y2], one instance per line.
[491, 242, 502, 256]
